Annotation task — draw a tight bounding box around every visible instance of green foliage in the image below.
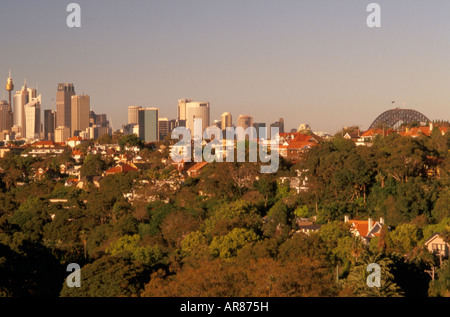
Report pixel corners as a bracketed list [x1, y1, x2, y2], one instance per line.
[209, 228, 259, 259]
[119, 134, 144, 150]
[144, 201, 175, 236]
[432, 187, 450, 223]
[204, 200, 262, 237]
[60, 255, 150, 297]
[106, 234, 166, 267]
[429, 260, 450, 297]
[0, 129, 449, 297]
[387, 224, 422, 255]
[80, 154, 106, 177]
[345, 252, 404, 297]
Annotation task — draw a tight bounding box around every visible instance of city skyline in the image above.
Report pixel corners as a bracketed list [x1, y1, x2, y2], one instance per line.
[1, 1, 450, 134]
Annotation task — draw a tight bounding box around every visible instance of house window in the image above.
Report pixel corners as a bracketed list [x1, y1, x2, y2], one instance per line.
[432, 243, 443, 251]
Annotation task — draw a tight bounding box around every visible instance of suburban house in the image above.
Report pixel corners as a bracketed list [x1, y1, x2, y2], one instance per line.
[295, 217, 322, 235]
[277, 132, 320, 160]
[345, 215, 384, 244]
[356, 129, 395, 146]
[424, 233, 449, 259]
[77, 175, 103, 189]
[398, 124, 449, 138]
[27, 140, 66, 156]
[65, 136, 84, 148]
[104, 162, 139, 176]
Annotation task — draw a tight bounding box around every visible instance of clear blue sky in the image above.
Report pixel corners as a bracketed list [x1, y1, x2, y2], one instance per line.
[1, 0, 450, 134]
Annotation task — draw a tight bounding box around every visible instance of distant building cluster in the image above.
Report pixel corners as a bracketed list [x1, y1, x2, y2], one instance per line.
[0, 74, 110, 143]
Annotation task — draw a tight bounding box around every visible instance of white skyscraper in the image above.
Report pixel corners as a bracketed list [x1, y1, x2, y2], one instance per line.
[24, 95, 41, 140]
[13, 80, 37, 138]
[185, 101, 210, 135]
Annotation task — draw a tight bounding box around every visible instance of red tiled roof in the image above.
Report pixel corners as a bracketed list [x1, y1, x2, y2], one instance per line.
[31, 140, 57, 147]
[66, 136, 83, 142]
[361, 129, 395, 137]
[187, 161, 209, 172]
[105, 163, 138, 174]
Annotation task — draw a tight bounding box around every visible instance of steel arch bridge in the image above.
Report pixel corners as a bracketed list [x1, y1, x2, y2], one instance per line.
[369, 108, 431, 130]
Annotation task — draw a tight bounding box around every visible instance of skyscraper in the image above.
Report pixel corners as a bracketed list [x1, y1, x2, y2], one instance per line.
[237, 115, 253, 130]
[13, 80, 37, 138]
[71, 95, 90, 137]
[185, 101, 210, 135]
[253, 122, 267, 139]
[0, 100, 11, 133]
[237, 115, 255, 140]
[24, 95, 41, 140]
[177, 99, 192, 121]
[158, 117, 169, 140]
[128, 106, 142, 125]
[221, 112, 232, 131]
[5, 71, 14, 131]
[44, 109, 56, 141]
[270, 118, 285, 135]
[54, 126, 71, 143]
[138, 108, 159, 143]
[56, 83, 75, 131]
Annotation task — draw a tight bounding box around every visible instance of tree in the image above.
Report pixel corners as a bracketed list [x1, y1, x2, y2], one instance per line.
[80, 154, 106, 177]
[60, 255, 150, 297]
[386, 223, 422, 255]
[209, 228, 259, 259]
[432, 188, 450, 223]
[429, 260, 450, 297]
[160, 211, 200, 249]
[344, 252, 403, 297]
[106, 234, 166, 267]
[119, 134, 144, 150]
[96, 133, 112, 145]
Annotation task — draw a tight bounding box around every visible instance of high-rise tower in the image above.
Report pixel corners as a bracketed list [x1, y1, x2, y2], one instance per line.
[4, 71, 14, 131]
[13, 79, 36, 137]
[185, 101, 210, 135]
[71, 94, 90, 137]
[56, 83, 75, 131]
[221, 112, 232, 131]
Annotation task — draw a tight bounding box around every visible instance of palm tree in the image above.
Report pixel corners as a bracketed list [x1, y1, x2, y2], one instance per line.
[346, 251, 404, 297]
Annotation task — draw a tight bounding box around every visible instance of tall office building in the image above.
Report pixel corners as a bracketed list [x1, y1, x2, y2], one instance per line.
[13, 80, 37, 138]
[0, 100, 11, 132]
[185, 101, 210, 135]
[13, 81, 31, 129]
[177, 99, 192, 121]
[237, 115, 253, 130]
[270, 118, 285, 136]
[24, 95, 41, 140]
[128, 106, 142, 125]
[158, 117, 169, 140]
[55, 126, 71, 143]
[89, 110, 97, 126]
[213, 120, 221, 129]
[237, 115, 255, 140]
[221, 112, 232, 131]
[56, 83, 75, 131]
[96, 113, 108, 127]
[44, 109, 56, 141]
[253, 122, 267, 139]
[168, 119, 186, 134]
[138, 108, 159, 143]
[71, 95, 90, 137]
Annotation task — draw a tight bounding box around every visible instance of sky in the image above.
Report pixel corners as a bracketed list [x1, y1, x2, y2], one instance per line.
[1, 0, 450, 134]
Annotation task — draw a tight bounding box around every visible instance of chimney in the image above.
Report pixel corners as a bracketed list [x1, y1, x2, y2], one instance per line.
[368, 218, 373, 232]
[344, 215, 349, 223]
[379, 217, 384, 225]
[430, 122, 434, 131]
